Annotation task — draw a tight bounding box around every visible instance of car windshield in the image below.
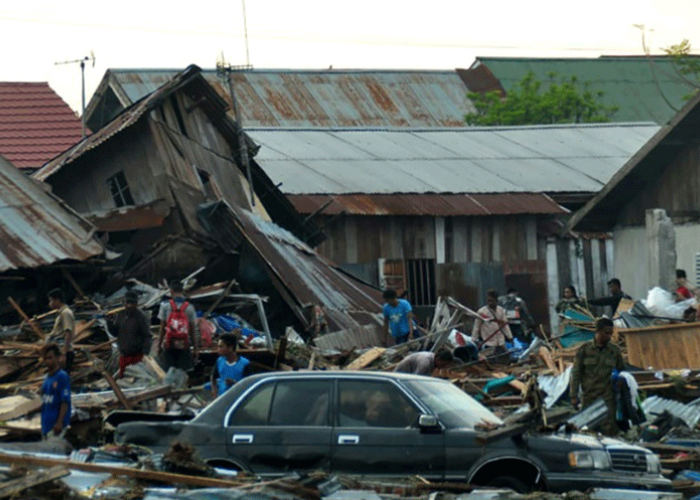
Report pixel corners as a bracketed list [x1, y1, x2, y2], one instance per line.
[404, 379, 503, 429]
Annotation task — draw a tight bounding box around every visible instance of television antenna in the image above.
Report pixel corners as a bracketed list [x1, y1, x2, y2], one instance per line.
[55, 52, 96, 138]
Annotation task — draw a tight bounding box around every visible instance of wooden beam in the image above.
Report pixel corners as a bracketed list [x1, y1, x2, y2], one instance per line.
[103, 369, 133, 410]
[0, 466, 69, 499]
[0, 454, 244, 489]
[203, 279, 237, 319]
[60, 268, 87, 300]
[7, 297, 45, 340]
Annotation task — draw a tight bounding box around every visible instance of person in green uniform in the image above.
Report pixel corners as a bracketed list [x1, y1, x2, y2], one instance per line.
[570, 317, 625, 436]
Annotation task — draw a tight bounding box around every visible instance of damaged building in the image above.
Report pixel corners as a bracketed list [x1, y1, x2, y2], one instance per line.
[31, 65, 381, 335]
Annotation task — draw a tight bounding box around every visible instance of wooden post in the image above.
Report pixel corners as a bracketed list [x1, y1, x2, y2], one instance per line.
[0, 466, 69, 499]
[274, 336, 288, 369]
[7, 297, 45, 340]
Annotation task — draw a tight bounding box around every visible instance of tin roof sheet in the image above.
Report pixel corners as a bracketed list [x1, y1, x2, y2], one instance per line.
[247, 123, 659, 195]
[469, 57, 696, 125]
[287, 193, 567, 216]
[88, 69, 475, 130]
[0, 154, 103, 271]
[0, 82, 85, 170]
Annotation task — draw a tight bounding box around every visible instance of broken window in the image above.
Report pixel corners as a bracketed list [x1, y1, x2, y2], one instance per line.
[106, 171, 135, 208]
[406, 259, 437, 307]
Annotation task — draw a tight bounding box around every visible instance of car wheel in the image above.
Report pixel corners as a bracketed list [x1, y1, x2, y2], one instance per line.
[484, 476, 530, 493]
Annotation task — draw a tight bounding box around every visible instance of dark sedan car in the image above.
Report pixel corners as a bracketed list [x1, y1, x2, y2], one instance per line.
[115, 371, 670, 492]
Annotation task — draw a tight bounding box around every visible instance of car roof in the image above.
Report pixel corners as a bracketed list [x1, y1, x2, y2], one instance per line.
[244, 370, 440, 383]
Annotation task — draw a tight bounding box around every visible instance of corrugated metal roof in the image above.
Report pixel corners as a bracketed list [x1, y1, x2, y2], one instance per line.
[198, 201, 382, 331]
[0, 82, 85, 170]
[0, 154, 103, 271]
[642, 395, 700, 429]
[247, 123, 659, 195]
[287, 193, 567, 216]
[87, 69, 475, 130]
[470, 57, 695, 125]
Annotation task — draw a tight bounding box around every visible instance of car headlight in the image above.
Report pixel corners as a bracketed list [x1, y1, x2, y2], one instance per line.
[568, 450, 612, 470]
[646, 453, 662, 474]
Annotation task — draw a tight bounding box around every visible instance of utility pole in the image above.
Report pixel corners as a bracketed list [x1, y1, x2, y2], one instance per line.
[217, 57, 255, 207]
[55, 52, 96, 138]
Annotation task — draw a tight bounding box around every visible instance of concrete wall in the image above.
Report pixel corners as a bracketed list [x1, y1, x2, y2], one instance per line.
[612, 226, 648, 300]
[676, 223, 700, 287]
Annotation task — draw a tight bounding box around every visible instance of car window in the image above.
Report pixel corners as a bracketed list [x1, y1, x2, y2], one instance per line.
[338, 380, 420, 428]
[269, 380, 332, 426]
[228, 383, 274, 426]
[404, 379, 503, 428]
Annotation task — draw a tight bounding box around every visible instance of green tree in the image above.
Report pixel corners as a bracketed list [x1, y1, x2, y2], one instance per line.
[662, 39, 700, 100]
[465, 71, 619, 126]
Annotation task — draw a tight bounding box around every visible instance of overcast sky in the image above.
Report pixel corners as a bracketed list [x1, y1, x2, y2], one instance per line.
[1, 0, 699, 112]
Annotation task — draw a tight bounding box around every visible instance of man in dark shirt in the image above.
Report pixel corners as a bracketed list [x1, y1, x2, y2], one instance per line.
[109, 291, 152, 378]
[588, 278, 632, 316]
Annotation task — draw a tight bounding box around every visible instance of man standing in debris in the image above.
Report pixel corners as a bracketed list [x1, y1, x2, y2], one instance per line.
[588, 278, 632, 316]
[382, 289, 415, 345]
[211, 333, 251, 397]
[472, 289, 513, 358]
[498, 287, 535, 342]
[40, 343, 71, 439]
[48, 288, 75, 373]
[570, 317, 625, 436]
[156, 280, 199, 371]
[109, 291, 152, 378]
[394, 350, 454, 376]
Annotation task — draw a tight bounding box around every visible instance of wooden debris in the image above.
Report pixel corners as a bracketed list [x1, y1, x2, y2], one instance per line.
[346, 347, 385, 370]
[0, 466, 68, 499]
[7, 296, 45, 340]
[0, 395, 41, 421]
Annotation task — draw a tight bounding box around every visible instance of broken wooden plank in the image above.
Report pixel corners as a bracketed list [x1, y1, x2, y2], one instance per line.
[491, 372, 527, 394]
[0, 453, 243, 489]
[142, 355, 166, 382]
[103, 369, 133, 410]
[538, 346, 560, 375]
[0, 466, 69, 499]
[346, 347, 386, 370]
[0, 395, 41, 421]
[7, 297, 45, 340]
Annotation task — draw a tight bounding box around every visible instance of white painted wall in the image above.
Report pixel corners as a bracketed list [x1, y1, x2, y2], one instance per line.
[612, 226, 649, 300]
[675, 224, 700, 287]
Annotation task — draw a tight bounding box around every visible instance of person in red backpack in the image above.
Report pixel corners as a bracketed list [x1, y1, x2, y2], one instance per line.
[155, 280, 199, 371]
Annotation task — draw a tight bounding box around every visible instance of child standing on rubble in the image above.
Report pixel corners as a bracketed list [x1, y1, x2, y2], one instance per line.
[211, 333, 251, 397]
[39, 343, 71, 439]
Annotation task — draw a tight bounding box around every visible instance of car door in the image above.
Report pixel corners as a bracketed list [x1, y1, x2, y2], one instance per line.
[330, 379, 445, 479]
[225, 379, 333, 474]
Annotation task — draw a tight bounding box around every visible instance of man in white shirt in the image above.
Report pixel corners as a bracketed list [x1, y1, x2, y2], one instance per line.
[472, 289, 513, 360]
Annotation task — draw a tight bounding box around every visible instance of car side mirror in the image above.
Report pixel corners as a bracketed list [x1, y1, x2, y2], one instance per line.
[418, 414, 440, 429]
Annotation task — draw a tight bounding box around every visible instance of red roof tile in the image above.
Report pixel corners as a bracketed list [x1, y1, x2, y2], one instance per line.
[0, 82, 84, 169]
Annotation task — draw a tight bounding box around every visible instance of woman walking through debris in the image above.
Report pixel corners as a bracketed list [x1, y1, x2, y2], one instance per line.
[555, 285, 586, 314]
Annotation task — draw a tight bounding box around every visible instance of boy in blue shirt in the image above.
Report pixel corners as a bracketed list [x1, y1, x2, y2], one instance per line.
[382, 289, 415, 345]
[211, 333, 251, 398]
[39, 343, 71, 438]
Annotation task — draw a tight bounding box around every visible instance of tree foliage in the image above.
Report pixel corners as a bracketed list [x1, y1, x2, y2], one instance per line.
[662, 39, 700, 100]
[465, 71, 619, 126]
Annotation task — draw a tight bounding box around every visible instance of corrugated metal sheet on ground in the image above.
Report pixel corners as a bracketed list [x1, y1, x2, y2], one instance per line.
[0, 154, 102, 271]
[197, 201, 382, 332]
[287, 193, 566, 216]
[99, 68, 475, 129]
[642, 395, 700, 429]
[313, 324, 384, 351]
[246, 124, 659, 195]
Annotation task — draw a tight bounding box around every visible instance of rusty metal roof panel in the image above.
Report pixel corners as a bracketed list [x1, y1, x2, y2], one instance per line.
[0, 154, 102, 271]
[248, 123, 659, 195]
[97, 69, 475, 129]
[198, 201, 382, 331]
[287, 193, 566, 216]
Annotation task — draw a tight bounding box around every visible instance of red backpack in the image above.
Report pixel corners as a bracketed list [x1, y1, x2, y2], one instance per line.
[165, 300, 191, 349]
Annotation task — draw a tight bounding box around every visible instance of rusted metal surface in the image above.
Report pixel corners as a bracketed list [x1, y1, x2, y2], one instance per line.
[288, 193, 567, 216]
[198, 201, 382, 332]
[248, 124, 659, 195]
[0, 154, 102, 271]
[624, 322, 700, 369]
[456, 65, 505, 95]
[86, 69, 475, 130]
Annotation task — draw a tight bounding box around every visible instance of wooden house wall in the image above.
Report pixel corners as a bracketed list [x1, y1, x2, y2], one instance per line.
[617, 146, 700, 227]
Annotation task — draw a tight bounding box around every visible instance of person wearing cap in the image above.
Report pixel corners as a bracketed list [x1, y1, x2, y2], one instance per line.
[588, 278, 632, 316]
[109, 291, 152, 378]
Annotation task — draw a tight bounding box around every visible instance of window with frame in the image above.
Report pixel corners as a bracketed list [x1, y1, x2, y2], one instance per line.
[269, 380, 332, 426]
[106, 171, 135, 208]
[228, 383, 274, 426]
[337, 380, 420, 428]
